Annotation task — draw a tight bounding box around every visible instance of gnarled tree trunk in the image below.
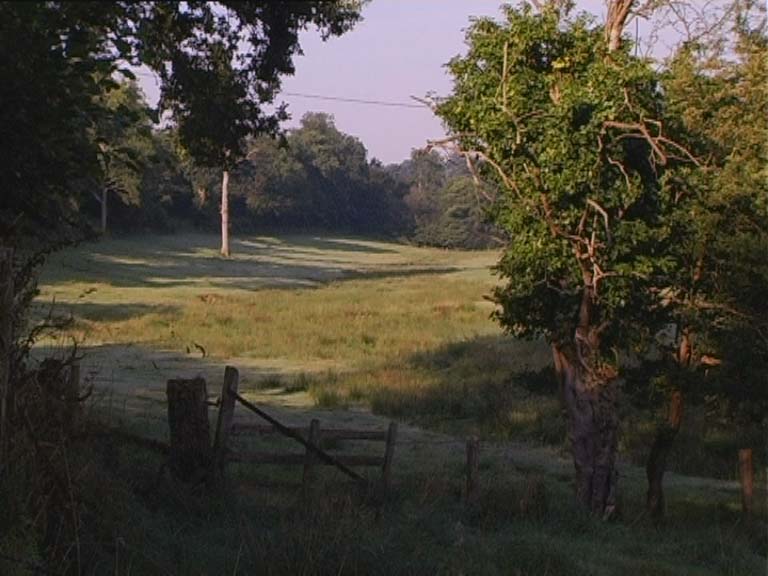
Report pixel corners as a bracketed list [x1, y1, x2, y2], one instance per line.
[553, 343, 619, 517]
[552, 282, 620, 517]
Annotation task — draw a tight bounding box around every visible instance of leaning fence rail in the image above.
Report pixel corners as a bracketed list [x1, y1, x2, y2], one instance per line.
[210, 365, 397, 496]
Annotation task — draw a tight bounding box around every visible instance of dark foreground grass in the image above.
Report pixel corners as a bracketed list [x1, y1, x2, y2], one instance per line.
[22, 234, 765, 574]
[2, 421, 763, 576]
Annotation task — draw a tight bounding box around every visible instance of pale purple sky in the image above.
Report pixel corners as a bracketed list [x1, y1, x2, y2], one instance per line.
[138, 1, 675, 165]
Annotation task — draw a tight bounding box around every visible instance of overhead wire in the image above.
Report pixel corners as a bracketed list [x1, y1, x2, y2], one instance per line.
[132, 70, 430, 110]
[281, 91, 428, 109]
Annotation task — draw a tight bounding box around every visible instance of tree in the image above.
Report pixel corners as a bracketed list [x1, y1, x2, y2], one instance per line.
[640, 1, 768, 518]
[0, 2, 127, 244]
[435, 2, 700, 515]
[232, 113, 410, 235]
[143, 3, 363, 256]
[289, 112, 370, 229]
[90, 80, 155, 234]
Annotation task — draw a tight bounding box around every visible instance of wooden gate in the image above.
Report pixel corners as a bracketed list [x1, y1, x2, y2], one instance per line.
[211, 366, 397, 496]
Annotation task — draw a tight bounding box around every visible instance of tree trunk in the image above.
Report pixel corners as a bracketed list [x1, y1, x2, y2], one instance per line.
[0, 247, 13, 468]
[101, 188, 108, 235]
[552, 343, 619, 518]
[646, 391, 684, 520]
[605, 0, 633, 52]
[646, 328, 691, 520]
[220, 168, 230, 257]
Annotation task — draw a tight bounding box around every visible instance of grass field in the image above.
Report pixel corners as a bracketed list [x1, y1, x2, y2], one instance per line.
[20, 232, 766, 575]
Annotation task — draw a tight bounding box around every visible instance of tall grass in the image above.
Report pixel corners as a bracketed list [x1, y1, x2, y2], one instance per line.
[19, 233, 766, 574]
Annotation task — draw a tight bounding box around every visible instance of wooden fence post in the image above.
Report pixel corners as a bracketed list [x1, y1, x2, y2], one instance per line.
[466, 436, 480, 506]
[739, 448, 754, 520]
[303, 419, 321, 498]
[381, 421, 398, 495]
[167, 376, 210, 482]
[0, 247, 13, 468]
[211, 366, 239, 482]
[65, 361, 81, 430]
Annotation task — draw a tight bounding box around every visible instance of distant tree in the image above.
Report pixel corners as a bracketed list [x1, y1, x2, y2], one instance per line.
[402, 150, 447, 234]
[233, 113, 410, 235]
[143, 3, 363, 256]
[90, 80, 155, 234]
[288, 113, 370, 229]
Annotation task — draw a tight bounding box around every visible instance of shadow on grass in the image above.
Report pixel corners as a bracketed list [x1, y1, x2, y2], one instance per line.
[257, 235, 400, 255]
[41, 233, 462, 291]
[36, 301, 179, 323]
[307, 333, 569, 444]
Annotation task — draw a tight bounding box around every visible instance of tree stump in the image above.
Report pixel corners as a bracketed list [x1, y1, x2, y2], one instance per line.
[167, 377, 211, 482]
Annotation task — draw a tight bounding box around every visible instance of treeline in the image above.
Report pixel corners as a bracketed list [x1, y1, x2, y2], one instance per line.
[72, 81, 497, 248]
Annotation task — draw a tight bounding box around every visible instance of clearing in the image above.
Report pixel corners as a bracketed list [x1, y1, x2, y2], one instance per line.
[31, 233, 765, 575]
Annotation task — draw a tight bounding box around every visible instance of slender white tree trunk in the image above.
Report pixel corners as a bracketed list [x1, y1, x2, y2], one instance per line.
[220, 168, 230, 257]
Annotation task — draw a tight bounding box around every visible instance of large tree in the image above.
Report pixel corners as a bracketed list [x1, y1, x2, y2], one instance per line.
[436, 1, 700, 516]
[143, 3, 363, 256]
[640, 1, 768, 518]
[0, 1, 363, 252]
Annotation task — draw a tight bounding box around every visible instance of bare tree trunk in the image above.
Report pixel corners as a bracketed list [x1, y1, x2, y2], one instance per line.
[0, 248, 12, 468]
[646, 391, 684, 520]
[605, 0, 634, 52]
[220, 168, 230, 257]
[101, 188, 108, 235]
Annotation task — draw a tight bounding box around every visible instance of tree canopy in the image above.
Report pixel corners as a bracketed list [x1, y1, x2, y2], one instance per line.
[435, 0, 767, 515]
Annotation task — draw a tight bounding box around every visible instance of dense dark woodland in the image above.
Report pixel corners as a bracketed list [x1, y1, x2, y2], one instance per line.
[75, 94, 498, 248]
[0, 0, 766, 574]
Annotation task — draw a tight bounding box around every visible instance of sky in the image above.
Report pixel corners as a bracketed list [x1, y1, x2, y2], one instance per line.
[137, 1, 676, 165]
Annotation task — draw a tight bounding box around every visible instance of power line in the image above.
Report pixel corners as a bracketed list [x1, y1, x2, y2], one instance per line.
[131, 71, 430, 110]
[282, 91, 427, 109]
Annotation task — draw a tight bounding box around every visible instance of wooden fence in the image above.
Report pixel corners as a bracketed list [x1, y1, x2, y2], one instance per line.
[209, 366, 398, 496]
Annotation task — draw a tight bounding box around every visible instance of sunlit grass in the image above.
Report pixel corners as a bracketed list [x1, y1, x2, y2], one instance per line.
[21, 233, 766, 575]
[35, 233, 765, 481]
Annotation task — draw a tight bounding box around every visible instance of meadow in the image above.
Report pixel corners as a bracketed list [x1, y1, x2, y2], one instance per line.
[22, 233, 766, 575]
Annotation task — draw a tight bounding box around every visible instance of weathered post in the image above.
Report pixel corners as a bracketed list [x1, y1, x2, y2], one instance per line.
[303, 418, 321, 499]
[0, 247, 13, 468]
[167, 376, 211, 482]
[738, 448, 754, 520]
[211, 366, 239, 483]
[466, 436, 480, 506]
[65, 362, 81, 431]
[381, 421, 398, 495]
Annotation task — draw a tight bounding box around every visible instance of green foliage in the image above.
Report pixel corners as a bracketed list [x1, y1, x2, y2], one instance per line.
[147, 3, 362, 171]
[437, 5, 682, 353]
[0, 2, 363, 244]
[399, 150, 498, 249]
[0, 2, 124, 243]
[231, 113, 410, 234]
[658, 15, 768, 421]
